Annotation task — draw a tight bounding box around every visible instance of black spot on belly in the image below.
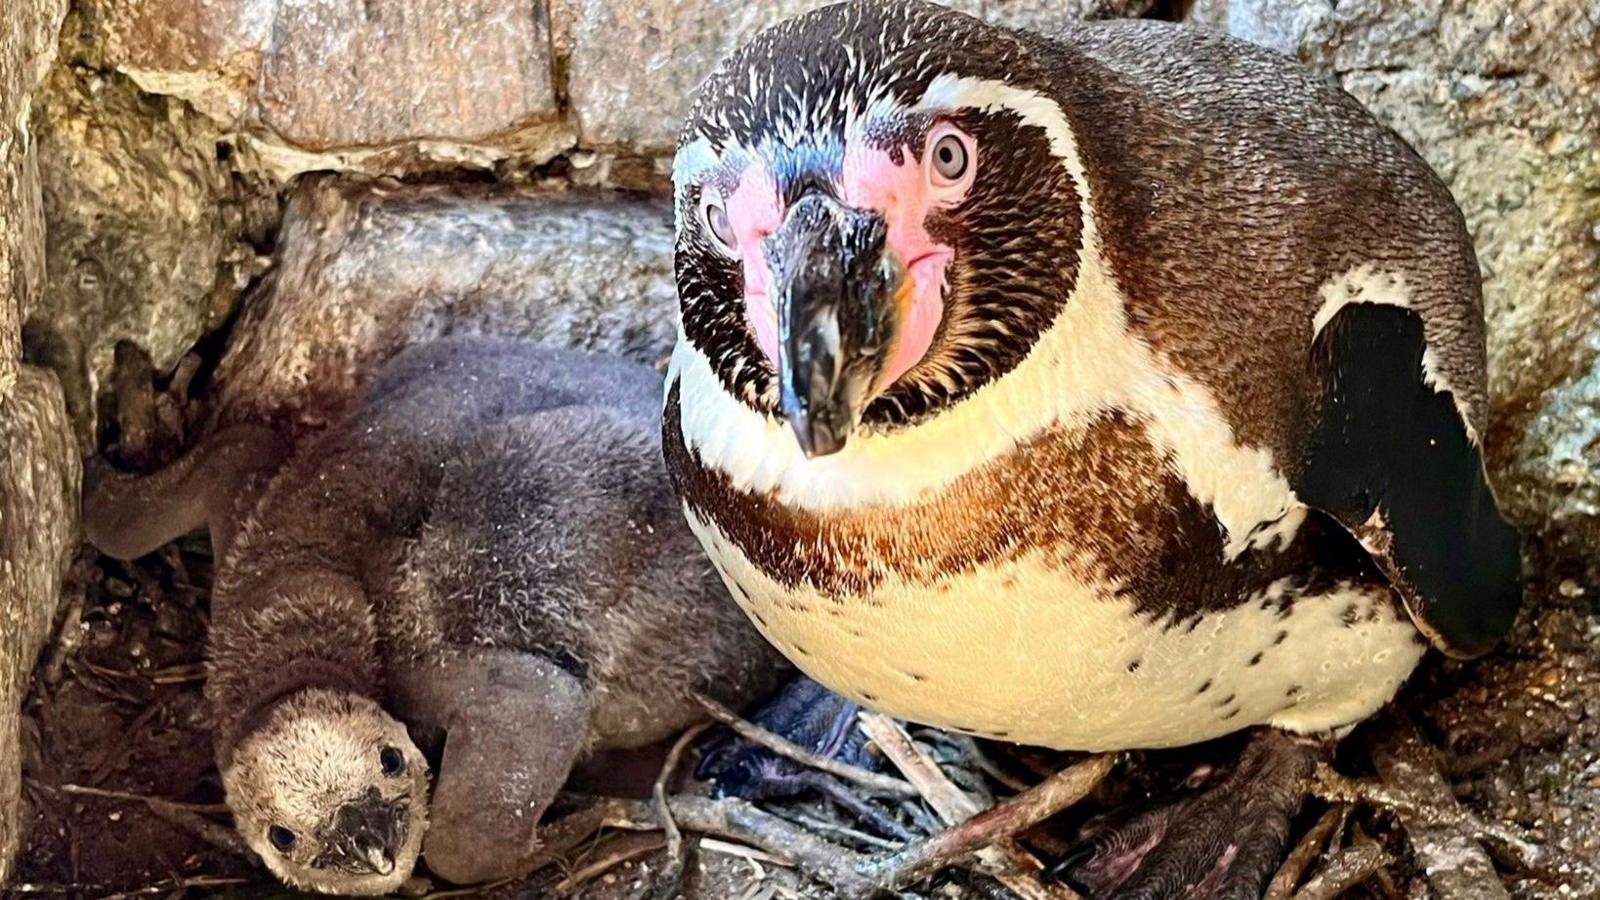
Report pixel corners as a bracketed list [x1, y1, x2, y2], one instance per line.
[1274, 630, 1289, 645]
[1341, 603, 1361, 626]
[1214, 692, 1236, 708]
[751, 610, 768, 627]
[1126, 658, 1142, 674]
[1247, 652, 1264, 667]
[861, 691, 879, 703]
[1221, 706, 1241, 721]
[793, 643, 812, 657]
[1196, 679, 1213, 695]
[1286, 684, 1303, 698]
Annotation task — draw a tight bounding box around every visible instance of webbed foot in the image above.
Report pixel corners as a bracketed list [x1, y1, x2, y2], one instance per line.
[1051, 730, 1321, 900]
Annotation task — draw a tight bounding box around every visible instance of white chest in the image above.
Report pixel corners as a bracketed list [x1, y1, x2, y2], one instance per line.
[687, 508, 1422, 751]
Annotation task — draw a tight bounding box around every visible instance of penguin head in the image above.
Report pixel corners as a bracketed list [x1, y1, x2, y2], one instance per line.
[222, 689, 429, 895]
[674, 0, 1086, 456]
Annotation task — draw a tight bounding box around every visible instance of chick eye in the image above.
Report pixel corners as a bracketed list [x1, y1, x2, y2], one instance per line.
[702, 196, 737, 254]
[930, 132, 970, 185]
[268, 825, 297, 852]
[379, 746, 405, 776]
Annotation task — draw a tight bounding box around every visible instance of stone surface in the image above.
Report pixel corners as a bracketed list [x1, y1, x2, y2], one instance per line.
[27, 61, 255, 448]
[0, 367, 80, 885]
[75, 0, 571, 175]
[212, 178, 678, 434]
[257, 0, 557, 150]
[985, 0, 1158, 33]
[1212, 0, 1600, 549]
[0, 0, 68, 398]
[561, 0, 982, 153]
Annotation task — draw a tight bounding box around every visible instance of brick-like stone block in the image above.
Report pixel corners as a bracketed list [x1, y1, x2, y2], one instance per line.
[562, 0, 983, 154]
[214, 178, 679, 433]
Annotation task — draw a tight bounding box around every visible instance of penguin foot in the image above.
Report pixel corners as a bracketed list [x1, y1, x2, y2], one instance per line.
[1051, 729, 1320, 900]
[695, 676, 877, 801]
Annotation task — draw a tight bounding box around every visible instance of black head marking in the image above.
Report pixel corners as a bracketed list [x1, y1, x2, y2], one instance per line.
[674, 0, 1084, 429]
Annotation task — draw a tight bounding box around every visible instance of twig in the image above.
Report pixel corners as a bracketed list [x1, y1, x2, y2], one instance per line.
[55, 782, 245, 857]
[860, 713, 1110, 900]
[552, 833, 668, 895]
[700, 837, 790, 866]
[101, 876, 252, 900]
[1265, 805, 1345, 900]
[1368, 722, 1508, 900]
[1310, 763, 1596, 885]
[649, 721, 710, 900]
[863, 758, 1113, 898]
[861, 715, 979, 822]
[41, 563, 89, 688]
[694, 694, 916, 798]
[1291, 843, 1393, 900]
[783, 810, 905, 851]
[57, 783, 229, 815]
[940, 733, 1030, 793]
[526, 794, 875, 895]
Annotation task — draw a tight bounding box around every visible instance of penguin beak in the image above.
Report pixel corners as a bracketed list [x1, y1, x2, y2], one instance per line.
[326, 790, 404, 877]
[763, 191, 903, 458]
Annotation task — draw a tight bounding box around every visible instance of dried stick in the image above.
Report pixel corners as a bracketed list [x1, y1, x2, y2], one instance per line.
[1265, 805, 1345, 900]
[1368, 723, 1508, 900]
[859, 714, 1111, 900]
[57, 782, 246, 857]
[1291, 843, 1394, 900]
[649, 721, 710, 900]
[1309, 763, 1595, 885]
[95, 876, 250, 900]
[552, 833, 668, 895]
[57, 783, 229, 815]
[528, 795, 876, 896]
[694, 694, 917, 798]
[860, 714, 980, 821]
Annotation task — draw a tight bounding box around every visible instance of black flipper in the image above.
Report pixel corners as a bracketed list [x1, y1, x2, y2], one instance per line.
[1296, 303, 1520, 658]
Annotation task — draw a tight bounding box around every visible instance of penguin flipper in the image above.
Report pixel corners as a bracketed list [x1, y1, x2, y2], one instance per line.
[83, 424, 290, 561]
[1295, 303, 1521, 659]
[388, 648, 590, 885]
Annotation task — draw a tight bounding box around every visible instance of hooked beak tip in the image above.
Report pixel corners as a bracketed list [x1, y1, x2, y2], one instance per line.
[790, 416, 847, 459]
[363, 846, 395, 876]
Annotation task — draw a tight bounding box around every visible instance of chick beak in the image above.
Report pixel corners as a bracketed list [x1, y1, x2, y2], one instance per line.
[763, 191, 903, 458]
[332, 791, 402, 877]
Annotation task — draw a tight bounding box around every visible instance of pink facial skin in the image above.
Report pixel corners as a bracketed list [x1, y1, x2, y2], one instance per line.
[708, 122, 976, 395]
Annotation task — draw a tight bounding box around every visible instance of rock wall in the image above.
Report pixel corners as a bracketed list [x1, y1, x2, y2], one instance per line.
[0, 368, 79, 884]
[2, 0, 1597, 886]
[1, 0, 72, 883]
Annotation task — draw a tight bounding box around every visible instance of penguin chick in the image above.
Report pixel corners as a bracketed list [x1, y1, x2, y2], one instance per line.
[86, 337, 784, 892]
[224, 688, 429, 894]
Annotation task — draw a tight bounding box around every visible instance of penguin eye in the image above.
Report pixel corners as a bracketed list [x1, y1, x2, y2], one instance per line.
[268, 825, 297, 852]
[927, 125, 976, 199]
[379, 746, 405, 776]
[701, 192, 738, 256]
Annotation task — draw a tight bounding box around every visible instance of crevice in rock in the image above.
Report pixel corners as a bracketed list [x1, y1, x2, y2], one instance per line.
[1144, 0, 1193, 22]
